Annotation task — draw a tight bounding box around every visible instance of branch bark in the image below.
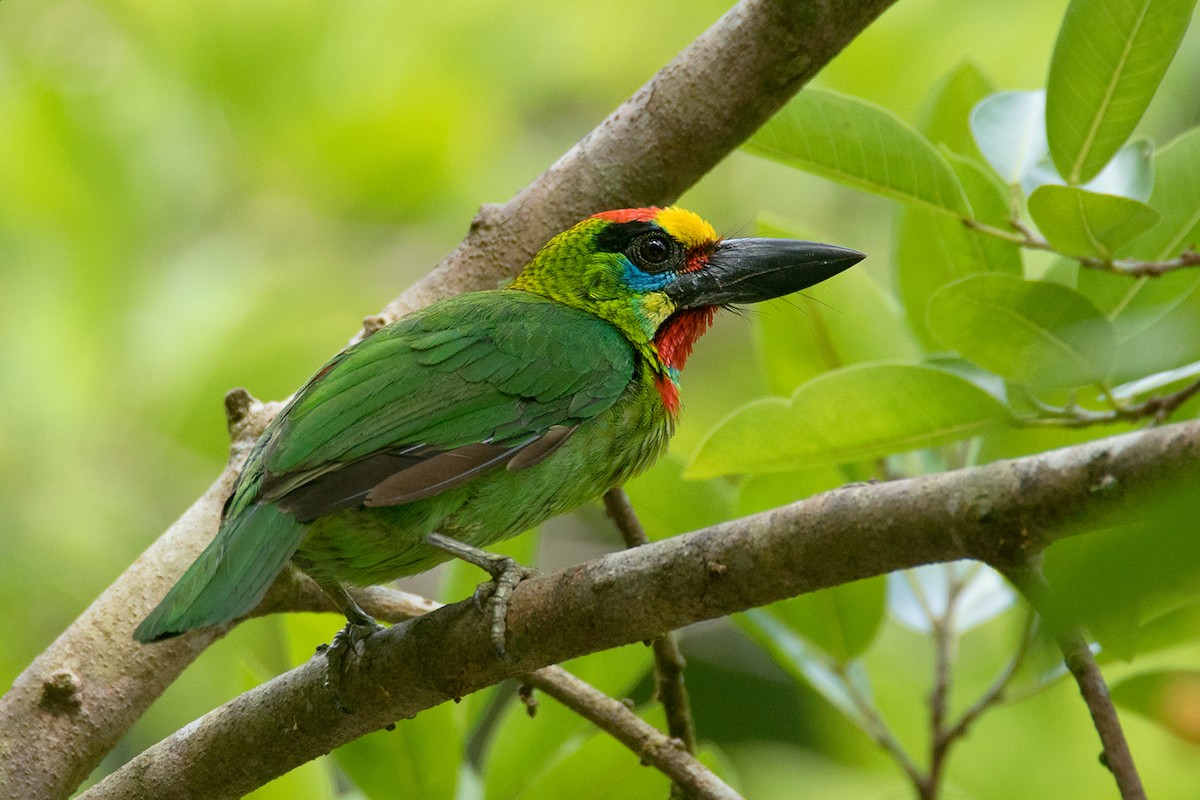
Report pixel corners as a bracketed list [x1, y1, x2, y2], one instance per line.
[77, 420, 1200, 799]
[0, 2, 901, 797]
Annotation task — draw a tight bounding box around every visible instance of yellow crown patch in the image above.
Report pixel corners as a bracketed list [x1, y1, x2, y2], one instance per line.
[655, 207, 719, 248]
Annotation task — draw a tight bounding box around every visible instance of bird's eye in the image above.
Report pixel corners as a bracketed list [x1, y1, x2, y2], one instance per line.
[630, 233, 679, 272]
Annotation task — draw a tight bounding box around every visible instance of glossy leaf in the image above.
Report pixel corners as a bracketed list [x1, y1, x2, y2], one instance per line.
[1112, 670, 1200, 744]
[1111, 359, 1200, 400]
[278, 614, 464, 800]
[766, 577, 887, 662]
[1023, 138, 1156, 201]
[1076, 129, 1200, 380]
[1046, 0, 1198, 185]
[928, 274, 1115, 389]
[687, 364, 1012, 478]
[753, 258, 919, 397]
[484, 645, 653, 800]
[887, 562, 1015, 634]
[738, 610, 872, 727]
[946, 151, 1024, 275]
[1082, 138, 1155, 201]
[624, 454, 735, 539]
[1027, 185, 1160, 260]
[970, 90, 1047, 185]
[746, 87, 969, 215]
[922, 61, 995, 158]
[512, 706, 673, 800]
[334, 707, 464, 800]
[897, 151, 1021, 347]
[1041, 482, 1200, 659]
[736, 468, 848, 517]
[1131, 600, 1200, 655]
[1122, 128, 1200, 261]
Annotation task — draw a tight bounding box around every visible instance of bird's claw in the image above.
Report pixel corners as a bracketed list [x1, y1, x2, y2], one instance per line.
[424, 532, 537, 659]
[321, 619, 384, 713]
[471, 558, 538, 659]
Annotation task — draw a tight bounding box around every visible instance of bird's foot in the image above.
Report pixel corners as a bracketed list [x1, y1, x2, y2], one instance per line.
[424, 532, 538, 659]
[319, 617, 384, 713]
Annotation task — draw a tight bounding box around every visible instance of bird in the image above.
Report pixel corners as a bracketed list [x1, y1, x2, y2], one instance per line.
[134, 206, 864, 655]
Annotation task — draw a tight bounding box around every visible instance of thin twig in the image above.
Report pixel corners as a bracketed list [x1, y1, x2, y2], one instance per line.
[524, 670, 740, 800]
[837, 661, 927, 789]
[922, 573, 965, 800]
[1058, 631, 1147, 800]
[604, 488, 699, 757]
[963, 217, 1200, 278]
[1005, 565, 1147, 800]
[939, 609, 1037, 744]
[1017, 376, 1200, 429]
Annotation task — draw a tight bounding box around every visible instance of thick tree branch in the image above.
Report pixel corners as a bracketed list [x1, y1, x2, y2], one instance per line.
[300, 584, 741, 800]
[0, 3, 903, 796]
[78, 420, 1200, 799]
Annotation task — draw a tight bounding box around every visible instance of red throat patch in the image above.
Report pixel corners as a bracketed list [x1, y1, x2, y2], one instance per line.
[654, 307, 717, 413]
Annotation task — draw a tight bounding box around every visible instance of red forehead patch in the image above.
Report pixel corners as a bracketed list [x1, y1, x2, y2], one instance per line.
[590, 207, 661, 224]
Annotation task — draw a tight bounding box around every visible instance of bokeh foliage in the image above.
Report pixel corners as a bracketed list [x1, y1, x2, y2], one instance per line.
[4, 0, 1200, 798]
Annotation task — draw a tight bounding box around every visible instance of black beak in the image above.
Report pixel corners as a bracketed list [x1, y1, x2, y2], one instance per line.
[663, 238, 865, 310]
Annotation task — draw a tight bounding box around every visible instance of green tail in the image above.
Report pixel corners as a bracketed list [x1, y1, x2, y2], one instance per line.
[134, 503, 306, 642]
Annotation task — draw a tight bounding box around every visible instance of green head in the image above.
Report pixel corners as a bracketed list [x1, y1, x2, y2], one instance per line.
[511, 207, 864, 409]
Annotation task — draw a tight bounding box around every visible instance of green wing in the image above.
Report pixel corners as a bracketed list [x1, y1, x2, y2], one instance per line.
[256, 290, 635, 520]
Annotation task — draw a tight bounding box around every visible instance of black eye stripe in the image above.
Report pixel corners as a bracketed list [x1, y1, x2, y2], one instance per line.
[594, 220, 660, 253]
[594, 221, 684, 274]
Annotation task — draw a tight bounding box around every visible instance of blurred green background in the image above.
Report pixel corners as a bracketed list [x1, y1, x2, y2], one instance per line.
[4, 0, 1200, 797]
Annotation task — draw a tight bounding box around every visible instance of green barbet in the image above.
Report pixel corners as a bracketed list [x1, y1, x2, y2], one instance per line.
[134, 207, 863, 649]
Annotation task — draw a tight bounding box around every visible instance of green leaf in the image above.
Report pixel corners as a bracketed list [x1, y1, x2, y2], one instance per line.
[746, 87, 969, 215]
[1111, 359, 1200, 401]
[945, 151, 1024, 275]
[511, 706, 672, 800]
[928, 274, 1115, 389]
[737, 611, 873, 727]
[753, 218, 919, 394]
[1083, 138, 1155, 201]
[333, 706, 464, 800]
[1041, 481, 1200, 659]
[1027, 185, 1161, 260]
[1124, 127, 1200, 260]
[767, 577, 887, 662]
[1112, 670, 1200, 744]
[1046, 0, 1198, 185]
[277, 614, 465, 800]
[970, 90, 1047, 185]
[623, 454, 735, 538]
[1076, 129, 1200, 381]
[687, 364, 1012, 478]
[896, 150, 1022, 348]
[736, 468, 848, 517]
[887, 563, 1015, 634]
[1130, 599, 1200, 655]
[921, 61, 996, 158]
[483, 646, 652, 800]
[1023, 139, 1157, 200]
